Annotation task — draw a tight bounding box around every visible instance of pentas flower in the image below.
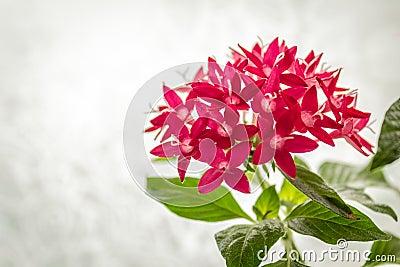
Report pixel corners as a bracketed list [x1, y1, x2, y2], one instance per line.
[283, 86, 337, 146]
[253, 111, 318, 178]
[147, 37, 373, 194]
[199, 106, 258, 149]
[330, 117, 373, 156]
[190, 59, 250, 113]
[150, 119, 206, 181]
[145, 85, 194, 140]
[197, 140, 251, 193]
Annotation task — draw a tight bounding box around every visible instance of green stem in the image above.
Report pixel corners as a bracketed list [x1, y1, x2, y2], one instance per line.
[281, 228, 303, 264]
[255, 166, 269, 190]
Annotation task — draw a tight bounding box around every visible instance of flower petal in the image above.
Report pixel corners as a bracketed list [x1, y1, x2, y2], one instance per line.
[224, 107, 240, 126]
[150, 111, 169, 126]
[178, 156, 190, 182]
[280, 73, 307, 87]
[198, 168, 224, 194]
[257, 114, 275, 139]
[197, 138, 217, 165]
[150, 141, 180, 158]
[265, 66, 280, 93]
[315, 115, 341, 129]
[284, 134, 319, 153]
[238, 44, 263, 69]
[275, 110, 296, 137]
[208, 57, 223, 85]
[308, 127, 335, 146]
[344, 136, 369, 156]
[190, 117, 208, 139]
[274, 150, 296, 178]
[227, 141, 250, 168]
[277, 46, 297, 73]
[224, 168, 250, 193]
[252, 141, 274, 165]
[163, 85, 182, 109]
[302, 86, 318, 114]
[263, 37, 279, 67]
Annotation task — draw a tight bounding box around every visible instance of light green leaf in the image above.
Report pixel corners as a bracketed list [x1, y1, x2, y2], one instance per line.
[294, 156, 310, 169]
[371, 98, 400, 170]
[318, 161, 391, 189]
[281, 166, 356, 219]
[146, 177, 253, 222]
[279, 179, 308, 206]
[253, 186, 281, 220]
[364, 233, 400, 266]
[338, 187, 397, 221]
[215, 219, 285, 267]
[286, 201, 391, 244]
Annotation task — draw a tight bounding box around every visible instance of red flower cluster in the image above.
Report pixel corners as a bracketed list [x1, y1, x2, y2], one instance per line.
[147, 37, 373, 194]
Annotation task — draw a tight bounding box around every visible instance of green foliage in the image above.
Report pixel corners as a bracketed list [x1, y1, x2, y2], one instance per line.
[319, 161, 391, 189]
[338, 187, 397, 221]
[371, 98, 400, 170]
[147, 177, 253, 222]
[215, 219, 285, 267]
[147, 100, 400, 266]
[286, 201, 391, 244]
[253, 186, 281, 220]
[279, 179, 308, 206]
[281, 166, 355, 219]
[364, 234, 400, 266]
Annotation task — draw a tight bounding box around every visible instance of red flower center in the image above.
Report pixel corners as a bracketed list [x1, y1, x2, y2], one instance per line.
[180, 138, 194, 154]
[301, 111, 315, 127]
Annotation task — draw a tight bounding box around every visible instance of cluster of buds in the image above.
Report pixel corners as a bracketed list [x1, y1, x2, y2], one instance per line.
[146, 37, 373, 194]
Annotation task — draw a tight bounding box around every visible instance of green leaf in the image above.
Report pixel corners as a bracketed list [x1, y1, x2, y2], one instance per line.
[151, 156, 177, 162]
[215, 219, 285, 267]
[364, 233, 400, 266]
[294, 156, 310, 169]
[279, 179, 308, 206]
[286, 201, 391, 244]
[281, 165, 356, 219]
[338, 187, 397, 221]
[318, 161, 391, 189]
[266, 260, 309, 267]
[146, 177, 253, 222]
[244, 158, 256, 172]
[253, 186, 281, 220]
[262, 163, 271, 178]
[371, 98, 400, 170]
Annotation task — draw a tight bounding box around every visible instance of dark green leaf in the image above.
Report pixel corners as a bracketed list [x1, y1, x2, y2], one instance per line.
[215, 219, 285, 267]
[364, 233, 400, 266]
[371, 98, 400, 170]
[147, 177, 253, 222]
[286, 201, 391, 244]
[281, 166, 355, 219]
[338, 187, 397, 221]
[244, 158, 256, 172]
[253, 186, 281, 220]
[318, 161, 391, 189]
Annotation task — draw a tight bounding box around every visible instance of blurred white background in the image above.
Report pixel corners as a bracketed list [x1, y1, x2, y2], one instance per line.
[0, 0, 399, 266]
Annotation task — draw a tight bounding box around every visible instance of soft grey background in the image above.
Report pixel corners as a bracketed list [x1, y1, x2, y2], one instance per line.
[1, 0, 399, 266]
